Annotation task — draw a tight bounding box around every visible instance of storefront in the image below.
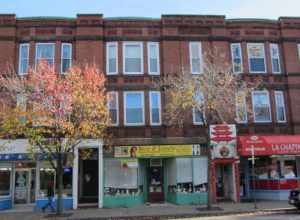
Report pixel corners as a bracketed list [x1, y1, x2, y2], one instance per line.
[103, 144, 208, 208]
[238, 135, 300, 201]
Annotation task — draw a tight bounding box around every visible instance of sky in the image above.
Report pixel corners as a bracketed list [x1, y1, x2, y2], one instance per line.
[0, 0, 299, 19]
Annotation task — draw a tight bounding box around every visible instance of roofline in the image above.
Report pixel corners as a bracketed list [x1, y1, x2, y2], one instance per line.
[227, 18, 278, 23]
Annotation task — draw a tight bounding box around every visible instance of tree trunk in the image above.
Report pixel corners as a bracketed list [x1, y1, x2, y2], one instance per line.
[56, 153, 64, 215]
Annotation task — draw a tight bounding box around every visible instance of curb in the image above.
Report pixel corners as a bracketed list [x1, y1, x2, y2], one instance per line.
[68, 208, 298, 220]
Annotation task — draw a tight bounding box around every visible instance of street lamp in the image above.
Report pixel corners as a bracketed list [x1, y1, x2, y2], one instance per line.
[251, 144, 257, 209]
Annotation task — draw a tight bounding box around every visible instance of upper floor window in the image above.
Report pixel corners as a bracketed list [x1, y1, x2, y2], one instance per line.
[252, 90, 272, 123]
[35, 43, 55, 67]
[107, 91, 119, 126]
[231, 43, 243, 74]
[124, 91, 144, 126]
[247, 43, 266, 73]
[106, 42, 118, 75]
[297, 44, 300, 61]
[149, 91, 161, 125]
[18, 43, 29, 75]
[270, 43, 281, 74]
[61, 43, 72, 74]
[147, 42, 160, 75]
[236, 92, 247, 123]
[193, 91, 204, 125]
[189, 42, 202, 74]
[274, 91, 286, 123]
[123, 42, 143, 75]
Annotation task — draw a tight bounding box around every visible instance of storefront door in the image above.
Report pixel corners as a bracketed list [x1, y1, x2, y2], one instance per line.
[216, 164, 235, 201]
[14, 168, 35, 204]
[148, 159, 164, 203]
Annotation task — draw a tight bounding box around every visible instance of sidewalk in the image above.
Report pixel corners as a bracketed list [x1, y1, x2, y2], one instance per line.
[0, 201, 296, 220]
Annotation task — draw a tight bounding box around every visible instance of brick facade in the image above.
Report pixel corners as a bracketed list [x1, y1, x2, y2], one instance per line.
[0, 14, 300, 146]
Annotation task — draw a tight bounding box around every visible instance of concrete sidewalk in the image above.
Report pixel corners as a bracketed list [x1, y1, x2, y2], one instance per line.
[0, 201, 296, 220]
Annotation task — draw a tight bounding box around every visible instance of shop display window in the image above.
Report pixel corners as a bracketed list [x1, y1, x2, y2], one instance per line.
[104, 158, 142, 197]
[0, 166, 11, 196]
[167, 157, 208, 194]
[254, 156, 298, 179]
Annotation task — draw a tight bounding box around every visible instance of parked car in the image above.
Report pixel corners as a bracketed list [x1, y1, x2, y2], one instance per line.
[289, 188, 300, 209]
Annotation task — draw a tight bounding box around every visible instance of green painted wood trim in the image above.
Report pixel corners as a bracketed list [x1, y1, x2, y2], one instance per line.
[103, 195, 144, 208]
[167, 192, 208, 205]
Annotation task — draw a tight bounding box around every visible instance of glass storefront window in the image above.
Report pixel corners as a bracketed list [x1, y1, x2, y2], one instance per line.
[0, 167, 11, 196]
[167, 157, 208, 194]
[104, 158, 142, 196]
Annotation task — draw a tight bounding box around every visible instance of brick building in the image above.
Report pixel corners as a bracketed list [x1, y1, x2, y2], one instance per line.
[1, 14, 300, 210]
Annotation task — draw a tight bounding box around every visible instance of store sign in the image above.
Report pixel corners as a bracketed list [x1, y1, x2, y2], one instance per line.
[114, 144, 201, 158]
[210, 124, 237, 159]
[238, 135, 300, 156]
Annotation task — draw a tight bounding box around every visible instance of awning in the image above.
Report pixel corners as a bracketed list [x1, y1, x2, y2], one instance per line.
[238, 135, 300, 156]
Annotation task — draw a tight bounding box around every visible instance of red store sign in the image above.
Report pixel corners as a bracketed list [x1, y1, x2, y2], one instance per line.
[238, 135, 300, 156]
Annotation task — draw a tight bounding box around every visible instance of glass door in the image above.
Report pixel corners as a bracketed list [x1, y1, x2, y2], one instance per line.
[14, 169, 29, 204]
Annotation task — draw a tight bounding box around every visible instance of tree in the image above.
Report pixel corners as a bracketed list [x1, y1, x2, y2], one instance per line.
[158, 47, 262, 209]
[0, 62, 110, 215]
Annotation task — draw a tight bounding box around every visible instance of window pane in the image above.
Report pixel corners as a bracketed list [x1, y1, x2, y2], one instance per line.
[248, 44, 266, 73]
[125, 45, 141, 58]
[108, 92, 118, 125]
[150, 93, 159, 108]
[0, 168, 10, 196]
[109, 59, 117, 73]
[126, 109, 143, 123]
[109, 109, 118, 124]
[194, 109, 204, 123]
[236, 92, 247, 123]
[126, 93, 142, 108]
[108, 45, 117, 58]
[125, 93, 143, 124]
[275, 92, 286, 122]
[125, 58, 141, 72]
[192, 58, 201, 73]
[20, 45, 29, 58]
[190, 42, 202, 74]
[20, 60, 28, 74]
[19, 44, 29, 74]
[231, 44, 242, 73]
[107, 44, 117, 74]
[272, 59, 280, 73]
[36, 44, 55, 66]
[150, 58, 158, 73]
[253, 92, 271, 122]
[191, 44, 200, 58]
[62, 59, 71, 73]
[62, 44, 71, 59]
[150, 92, 160, 124]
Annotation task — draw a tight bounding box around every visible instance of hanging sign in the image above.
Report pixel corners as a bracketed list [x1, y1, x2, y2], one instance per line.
[210, 124, 237, 159]
[114, 144, 201, 158]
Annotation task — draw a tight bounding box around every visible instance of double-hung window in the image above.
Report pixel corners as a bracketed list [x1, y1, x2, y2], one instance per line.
[61, 43, 72, 74]
[252, 91, 272, 123]
[107, 91, 119, 126]
[274, 91, 286, 123]
[236, 92, 247, 123]
[35, 43, 55, 67]
[124, 91, 144, 126]
[189, 42, 202, 74]
[106, 42, 118, 75]
[149, 91, 161, 125]
[18, 43, 29, 75]
[123, 42, 143, 74]
[193, 91, 204, 125]
[297, 44, 300, 61]
[270, 43, 281, 74]
[247, 43, 266, 73]
[231, 43, 243, 73]
[147, 42, 160, 75]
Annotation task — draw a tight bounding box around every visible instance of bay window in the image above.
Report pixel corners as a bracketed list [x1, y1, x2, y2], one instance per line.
[106, 42, 118, 75]
[149, 91, 161, 125]
[275, 91, 286, 123]
[147, 42, 160, 75]
[107, 91, 119, 126]
[123, 42, 143, 74]
[270, 43, 281, 74]
[124, 91, 144, 126]
[35, 43, 55, 67]
[247, 43, 266, 73]
[189, 42, 202, 74]
[252, 91, 272, 123]
[231, 43, 243, 73]
[61, 43, 72, 74]
[18, 43, 29, 75]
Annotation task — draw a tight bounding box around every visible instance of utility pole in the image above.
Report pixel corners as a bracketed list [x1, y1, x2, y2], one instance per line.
[251, 144, 257, 209]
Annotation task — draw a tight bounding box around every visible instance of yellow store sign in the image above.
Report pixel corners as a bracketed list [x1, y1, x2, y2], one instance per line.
[114, 145, 201, 158]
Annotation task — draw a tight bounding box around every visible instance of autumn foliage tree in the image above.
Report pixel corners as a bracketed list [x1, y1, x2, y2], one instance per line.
[158, 47, 262, 209]
[0, 62, 110, 214]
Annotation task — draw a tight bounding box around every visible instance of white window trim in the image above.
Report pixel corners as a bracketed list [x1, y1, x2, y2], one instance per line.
[107, 91, 119, 126]
[60, 43, 72, 74]
[189, 42, 203, 74]
[270, 43, 281, 74]
[235, 93, 248, 124]
[123, 42, 144, 75]
[297, 44, 300, 61]
[247, 43, 267, 74]
[18, 43, 29, 76]
[274, 91, 286, 123]
[106, 42, 118, 75]
[147, 42, 160, 75]
[124, 91, 145, 126]
[251, 90, 272, 123]
[192, 107, 204, 125]
[35, 42, 55, 69]
[230, 43, 243, 74]
[149, 91, 162, 126]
